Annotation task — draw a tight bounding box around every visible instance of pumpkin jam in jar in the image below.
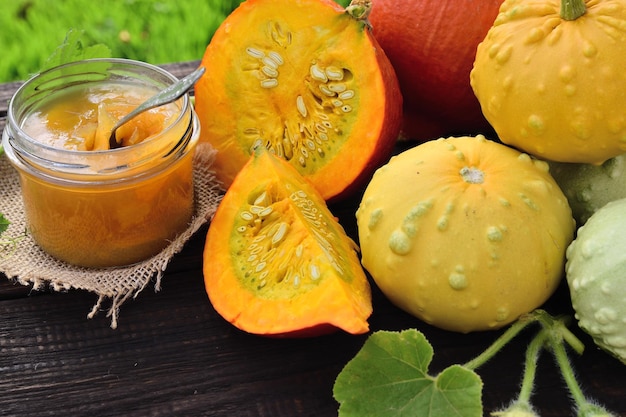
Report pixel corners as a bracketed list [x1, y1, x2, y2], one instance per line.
[2, 59, 200, 268]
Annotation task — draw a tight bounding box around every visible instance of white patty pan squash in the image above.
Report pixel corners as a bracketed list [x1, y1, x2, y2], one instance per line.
[566, 197, 626, 365]
[356, 135, 576, 333]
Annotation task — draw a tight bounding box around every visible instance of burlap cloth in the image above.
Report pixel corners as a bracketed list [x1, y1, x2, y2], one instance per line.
[0, 143, 223, 328]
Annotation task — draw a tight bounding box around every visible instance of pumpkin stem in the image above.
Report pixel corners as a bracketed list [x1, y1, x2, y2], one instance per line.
[346, 0, 372, 29]
[560, 0, 586, 21]
[460, 166, 485, 184]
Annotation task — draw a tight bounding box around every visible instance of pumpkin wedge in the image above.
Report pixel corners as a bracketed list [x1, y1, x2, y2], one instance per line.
[194, 0, 402, 201]
[203, 147, 372, 337]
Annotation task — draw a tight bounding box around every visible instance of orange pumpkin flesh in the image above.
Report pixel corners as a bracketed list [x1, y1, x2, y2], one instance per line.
[194, 0, 402, 202]
[203, 147, 372, 337]
[368, 0, 502, 142]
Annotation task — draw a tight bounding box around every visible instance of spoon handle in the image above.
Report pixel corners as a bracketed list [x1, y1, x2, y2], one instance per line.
[109, 66, 206, 148]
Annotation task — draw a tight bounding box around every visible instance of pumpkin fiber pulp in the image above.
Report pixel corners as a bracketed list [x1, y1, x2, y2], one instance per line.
[203, 148, 373, 337]
[194, 0, 402, 201]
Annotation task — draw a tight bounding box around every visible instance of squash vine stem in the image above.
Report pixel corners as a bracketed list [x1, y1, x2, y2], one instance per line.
[561, 0, 586, 21]
[346, 0, 372, 29]
[462, 313, 538, 371]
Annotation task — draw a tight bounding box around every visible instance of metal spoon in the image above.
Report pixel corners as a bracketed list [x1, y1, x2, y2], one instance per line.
[108, 66, 206, 149]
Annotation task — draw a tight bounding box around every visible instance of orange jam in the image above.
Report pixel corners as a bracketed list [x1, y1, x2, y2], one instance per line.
[22, 83, 179, 151]
[2, 59, 199, 268]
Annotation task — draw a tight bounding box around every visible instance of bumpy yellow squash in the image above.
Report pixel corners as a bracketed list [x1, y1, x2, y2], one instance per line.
[356, 135, 575, 333]
[471, 0, 626, 164]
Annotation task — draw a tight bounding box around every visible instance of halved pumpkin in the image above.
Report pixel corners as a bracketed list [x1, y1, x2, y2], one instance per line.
[203, 147, 372, 337]
[194, 0, 402, 201]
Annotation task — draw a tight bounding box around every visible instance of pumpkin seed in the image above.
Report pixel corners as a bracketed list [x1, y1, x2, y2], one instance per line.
[296, 95, 308, 118]
[262, 56, 279, 69]
[272, 222, 288, 245]
[260, 78, 278, 89]
[246, 47, 265, 59]
[267, 51, 284, 66]
[310, 64, 328, 82]
[325, 66, 344, 81]
[262, 65, 279, 78]
[338, 90, 355, 100]
[328, 83, 347, 93]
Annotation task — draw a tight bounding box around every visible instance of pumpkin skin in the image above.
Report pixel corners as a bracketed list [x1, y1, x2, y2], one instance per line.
[195, 0, 402, 201]
[356, 135, 575, 333]
[203, 147, 372, 337]
[471, 0, 626, 164]
[368, 0, 502, 142]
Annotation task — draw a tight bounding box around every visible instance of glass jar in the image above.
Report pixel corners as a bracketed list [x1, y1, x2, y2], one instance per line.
[2, 58, 200, 268]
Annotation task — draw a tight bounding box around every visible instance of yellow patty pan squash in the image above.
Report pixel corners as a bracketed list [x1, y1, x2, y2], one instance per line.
[471, 0, 626, 164]
[356, 136, 575, 333]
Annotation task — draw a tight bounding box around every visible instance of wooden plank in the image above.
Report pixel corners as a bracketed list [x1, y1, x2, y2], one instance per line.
[1, 234, 624, 416]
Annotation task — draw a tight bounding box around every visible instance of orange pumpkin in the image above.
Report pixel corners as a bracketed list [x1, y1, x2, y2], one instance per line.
[194, 0, 402, 201]
[203, 147, 373, 337]
[368, 0, 503, 142]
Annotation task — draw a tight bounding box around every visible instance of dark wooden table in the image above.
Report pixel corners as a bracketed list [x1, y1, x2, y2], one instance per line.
[1, 61, 625, 417]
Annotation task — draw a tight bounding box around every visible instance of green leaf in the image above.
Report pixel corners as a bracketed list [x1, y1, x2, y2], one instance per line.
[41, 28, 111, 72]
[334, 329, 483, 417]
[0, 213, 9, 237]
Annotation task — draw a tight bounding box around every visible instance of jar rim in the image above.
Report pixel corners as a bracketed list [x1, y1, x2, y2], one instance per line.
[2, 58, 200, 184]
[2, 113, 199, 188]
[3, 58, 197, 181]
[6, 58, 191, 156]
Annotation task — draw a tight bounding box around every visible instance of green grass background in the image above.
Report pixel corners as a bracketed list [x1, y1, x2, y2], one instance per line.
[1, 0, 245, 82]
[1, 0, 351, 83]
